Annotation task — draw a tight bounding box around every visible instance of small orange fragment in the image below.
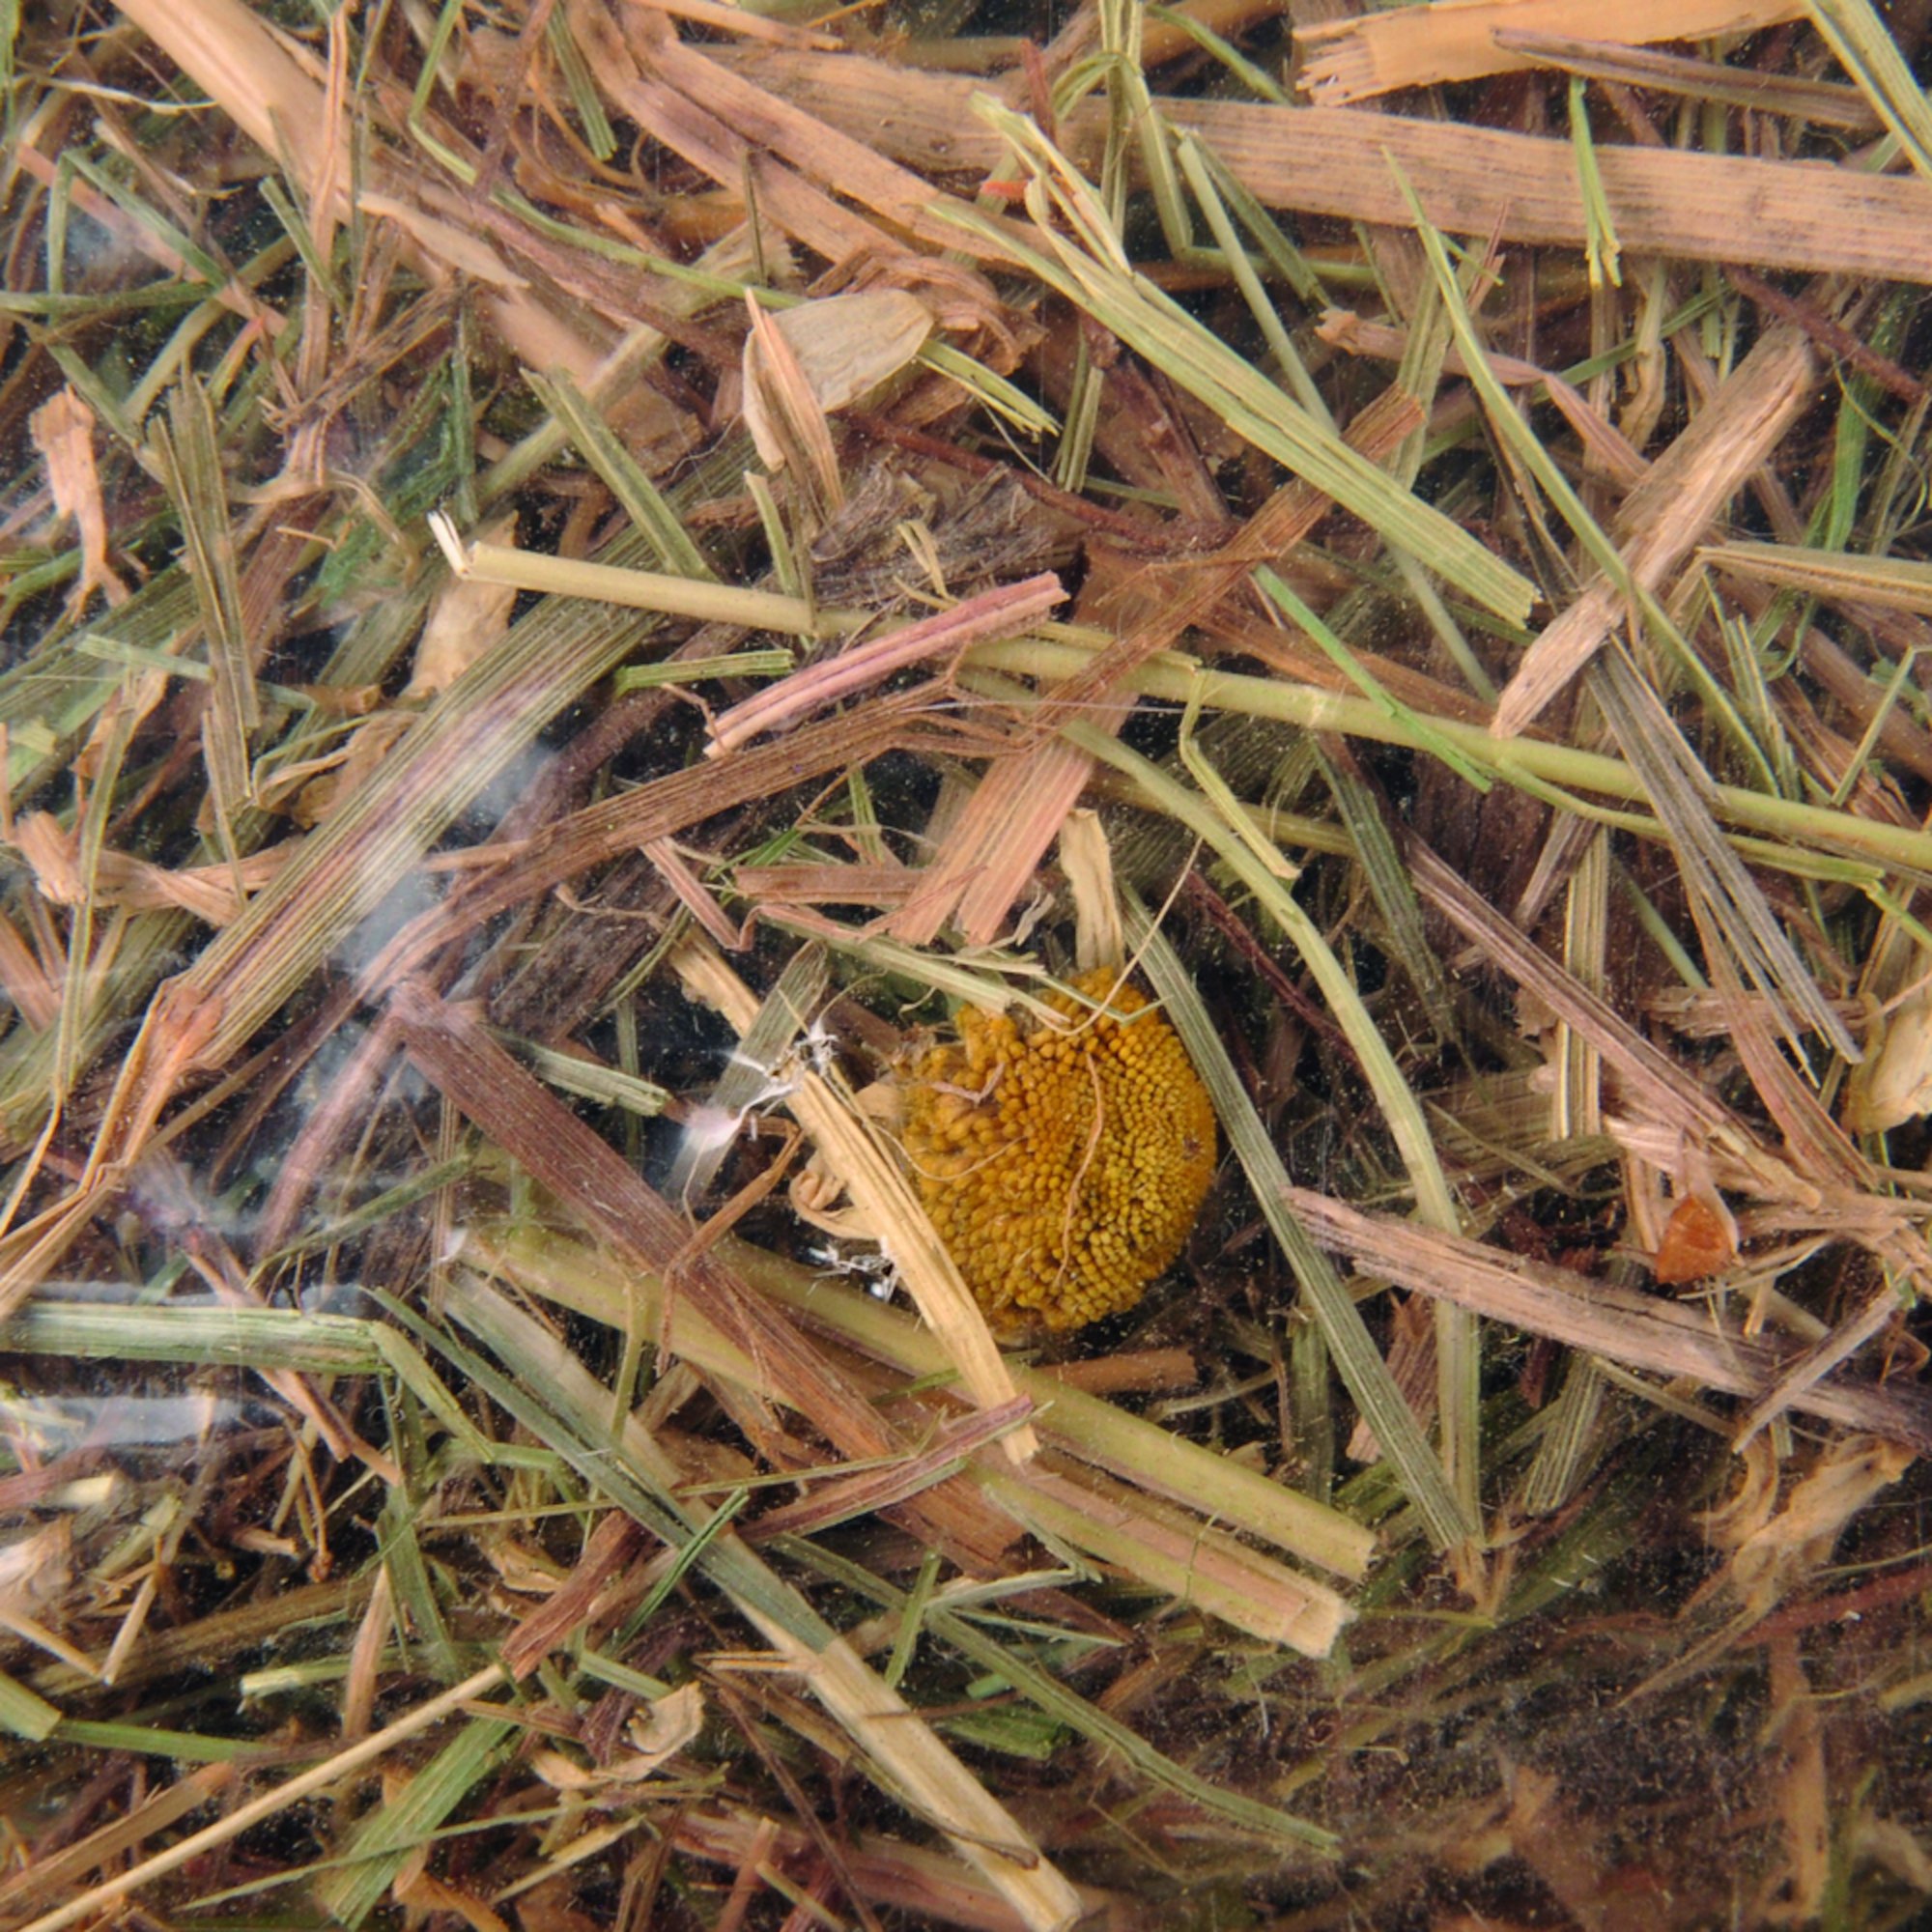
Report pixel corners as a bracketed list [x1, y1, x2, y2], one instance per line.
[1653, 1193, 1737, 1285]
[902, 969, 1217, 1332]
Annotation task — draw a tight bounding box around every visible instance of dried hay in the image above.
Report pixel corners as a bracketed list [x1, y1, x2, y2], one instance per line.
[4, 3, 1932, 1927]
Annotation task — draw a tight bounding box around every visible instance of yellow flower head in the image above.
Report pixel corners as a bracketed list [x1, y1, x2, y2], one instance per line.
[902, 968, 1217, 1332]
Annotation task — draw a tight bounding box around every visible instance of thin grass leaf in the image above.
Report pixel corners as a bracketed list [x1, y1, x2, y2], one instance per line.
[1177, 682, 1298, 884]
[613, 648, 795, 692]
[1310, 738, 1463, 1049]
[1520, 1359, 1612, 1517]
[1591, 642, 1860, 1061]
[1174, 137, 1326, 420]
[1290, 1311, 1335, 1503]
[257, 174, 341, 307]
[1705, 539, 1932, 614]
[318, 1715, 516, 1928]
[1052, 330, 1101, 493]
[1569, 77, 1622, 290]
[1554, 825, 1610, 1140]
[1108, 9, 1192, 265]
[545, 6, 616, 160]
[61, 152, 225, 291]
[885, 1551, 943, 1692]
[1804, 0, 1932, 183]
[1256, 567, 1492, 792]
[1183, 132, 1329, 307]
[377, 1491, 462, 1687]
[1122, 892, 1476, 1549]
[526, 370, 717, 581]
[148, 378, 254, 845]
[48, 678, 141, 1111]
[929, 1607, 1333, 1852]
[617, 1492, 752, 1647]
[1148, 4, 1289, 102]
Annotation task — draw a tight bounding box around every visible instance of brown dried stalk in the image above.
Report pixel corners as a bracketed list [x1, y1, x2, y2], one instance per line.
[706, 573, 1065, 757]
[1726, 267, 1929, 406]
[723, 45, 1932, 282]
[117, 0, 619, 384]
[1407, 838, 1805, 1195]
[359, 698, 928, 998]
[1493, 323, 1814, 737]
[499, 1512, 648, 1680]
[1294, 0, 1803, 105]
[1281, 1185, 1932, 1452]
[731, 864, 922, 907]
[628, 16, 1032, 267]
[1492, 29, 1881, 132]
[672, 1807, 1112, 1932]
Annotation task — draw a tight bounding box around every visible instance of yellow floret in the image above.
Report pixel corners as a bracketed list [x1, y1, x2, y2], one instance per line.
[901, 969, 1218, 1332]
